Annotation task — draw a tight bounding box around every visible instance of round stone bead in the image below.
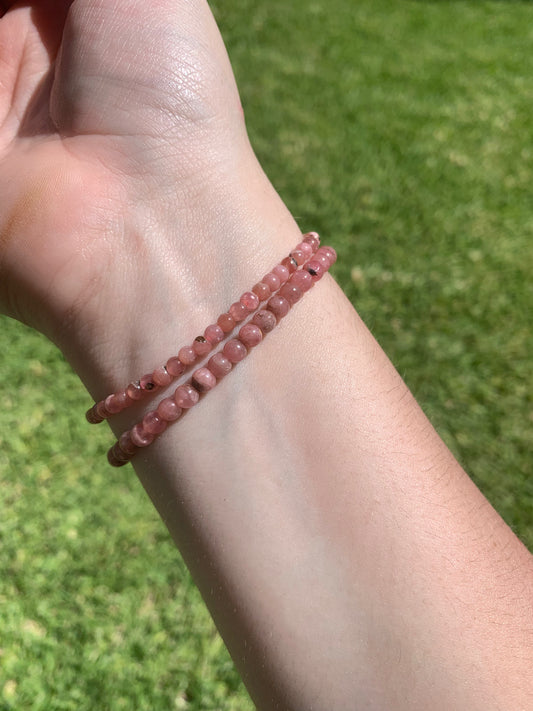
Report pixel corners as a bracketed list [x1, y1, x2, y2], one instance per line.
[193, 336, 212, 357]
[302, 231, 320, 252]
[223, 338, 248, 363]
[305, 259, 326, 281]
[142, 411, 167, 435]
[267, 294, 290, 320]
[252, 282, 271, 301]
[157, 397, 183, 422]
[110, 443, 130, 463]
[289, 269, 313, 292]
[295, 241, 314, 259]
[229, 301, 248, 322]
[280, 256, 298, 274]
[178, 345, 196, 365]
[204, 323, 225, 345]
[105, 391, 128, 414]
[166, 357, 186, 377]
[126, 380, 143, 401]
[262, 272, 281, 292]
[289, 249, 306, 266]
[318, 245, 337, 265]
[252, 309, 277, 334]
[240, 291, 260, 311]
[217, 313, 236, 333]
[96, 400, 110, 418]
[279, 283, 303, 305]
[86, 404, 104, 424]
[153, 366, 172, 387]
[238, 323, 263, 348]
[192, 367, 217, 392]
[207, 352, 232, 379]
[174, 384, 200, 409]
[312, 251, 330, 270]
[119, 431, 137, 455]
[130, 424, 154, 448]
[108, 445, 130, 467]
[272, 264, 290, 284]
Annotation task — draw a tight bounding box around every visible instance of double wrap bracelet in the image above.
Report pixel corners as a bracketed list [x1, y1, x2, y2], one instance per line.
[86, 232, 336, 466]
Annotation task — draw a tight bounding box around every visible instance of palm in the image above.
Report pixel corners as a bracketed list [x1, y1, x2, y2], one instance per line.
[0, 0, 243, 346]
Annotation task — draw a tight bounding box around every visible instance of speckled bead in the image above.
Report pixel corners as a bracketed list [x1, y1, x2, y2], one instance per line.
[252, 309, 277, 334]
[192, 367, 217, 392]
[174, 384, 200, 409]
[217, 313, 236, 333]
[252, 282, 271, 301]
[267, 294, 290, 320]
[207, 353, 233, 379]
[223, 338, 248, 363]
[157, 397, 183, 422]
[279, 283, 303, 306]
[238, 323, 263, 348]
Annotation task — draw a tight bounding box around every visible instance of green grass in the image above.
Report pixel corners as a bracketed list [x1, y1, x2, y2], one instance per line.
[1, 1, 532, 708]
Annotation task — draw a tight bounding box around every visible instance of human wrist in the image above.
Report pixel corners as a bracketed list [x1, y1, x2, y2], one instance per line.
[68, 152, 303, 399]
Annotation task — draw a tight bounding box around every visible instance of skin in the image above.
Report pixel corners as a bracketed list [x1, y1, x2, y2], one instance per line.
[1, 2, 532, 709]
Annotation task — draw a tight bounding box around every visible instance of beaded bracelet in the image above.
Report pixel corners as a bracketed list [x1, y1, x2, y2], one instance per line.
[86, 232, 323, 425]
[85, 233, 337, 466]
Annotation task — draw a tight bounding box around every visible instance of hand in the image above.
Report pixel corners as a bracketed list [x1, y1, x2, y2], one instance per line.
[0, 0, 290, 390]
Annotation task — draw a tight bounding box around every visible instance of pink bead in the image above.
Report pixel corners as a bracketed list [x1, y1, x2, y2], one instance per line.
[153, 366, 172, 387]
[280, 256, 298, 274]
[252, 282, 271, 301]
[142, 411, 168, 435]
[272, 264, 290, 284]
[318, 245, 337, 265]
[217, 313, 236, 333]
[279, 283, 303, 305]
[109, 443, 130, 464]
[267, 294, 290, 319]
[289, 269, 313, 292]
[140, 373, 156, 391]
[229, 301, 248, 322]
[105, 391, 127, 414]
[312, 251, 330, 270]
[240, 291, 260, 311]
[157, 397, 183, 422]
[295, 241, 313, 259]
[223, 338, 248, 363]
[126, 381, 143, 401]
[238, 323, 263, 348]
[174, 383, 199, 408]
[119, 431, 137, 455]
[207, 353, 233, 379]
[178, 345, 196, 365]
[263, 272, 281, 292]
[289, 249, 306, 266]
[166, 357, 186, 377]
[252, 309, 277, 334]
[192, 367, 217, 392]
[96, 400, 110, 418]
[86, 404, 104, 424]
[204, 323, 225, 345]
[302, 231, 320, 252]
[193, 336, 212, 357]
[306, 259, 326, 281]
[130, 424, 154, 448]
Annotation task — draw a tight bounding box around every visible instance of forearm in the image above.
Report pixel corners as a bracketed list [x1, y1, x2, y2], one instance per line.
[77, 164, 533, 710]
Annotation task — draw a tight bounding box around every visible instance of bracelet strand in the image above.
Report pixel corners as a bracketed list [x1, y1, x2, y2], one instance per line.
[86, 232, 323, 425]
[106, 239, 337, 466]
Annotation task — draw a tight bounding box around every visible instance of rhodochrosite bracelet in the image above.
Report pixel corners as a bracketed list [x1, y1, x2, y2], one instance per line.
[85, 233, 337, 466]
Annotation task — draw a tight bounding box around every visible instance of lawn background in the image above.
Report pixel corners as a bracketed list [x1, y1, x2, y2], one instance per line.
[1, 0, 532, 709]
